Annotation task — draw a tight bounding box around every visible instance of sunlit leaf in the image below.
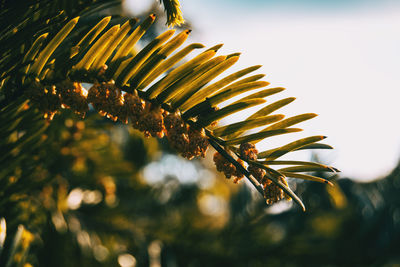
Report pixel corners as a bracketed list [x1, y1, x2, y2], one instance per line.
[116, 29, 176, 86]
[208, 81, 270, 106]
[74, 24, 120, 70]
[261, 113, 317, 132]
[70, 16, 111, 58]
[280, 171, 334, 186]
[91, 18, 137, 71]
[155, 54, 226, 103]
[277, 165, 338, 173]
[246, 97, 295, 121]
[180, 65, 262, 111]
[198, 98, 266, 127]
[21, 33, 48, 81]
[224, 128, 302, 146]
[212, 114, 284, 137]
[108, 14, 155, 76]
[258, 135, 327, 159]
[146, 49, 216, 98]
[171, 56, 240, 109]
[232, 87, 285, 104]
[29, 17, 79, 76]
[129, 29, 191, 89]
[137, 43, 204, 90]
[294, 143, 333, 150]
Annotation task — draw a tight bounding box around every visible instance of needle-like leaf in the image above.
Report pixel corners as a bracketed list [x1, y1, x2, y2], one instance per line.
[212, 114, 284, 137]
[30, 17, 79, 76]
[146, 49, 216, 98]
[180, 65, 262, 111]
[280, 171, 334, 187]
[171, 56, 240, 109]
[223, 128, 302, 146]
[197, 98, 266, 127]
[137, 43, 204, 90]
[258, 135, 327, 159]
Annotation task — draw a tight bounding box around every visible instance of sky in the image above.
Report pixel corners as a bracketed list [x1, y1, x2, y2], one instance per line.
[126, 0, 400, 181]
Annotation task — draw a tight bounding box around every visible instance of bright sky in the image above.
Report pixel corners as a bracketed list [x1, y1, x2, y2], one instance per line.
[126, 0, 400, 181]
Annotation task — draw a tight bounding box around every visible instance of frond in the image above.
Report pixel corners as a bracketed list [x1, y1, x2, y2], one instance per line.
[1, 12, 337, 211]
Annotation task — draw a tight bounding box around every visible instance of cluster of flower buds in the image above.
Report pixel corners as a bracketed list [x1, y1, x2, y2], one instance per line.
[239, 142, 288, 205]
[213, 151, 245, 183]
[87, 81, 123, 122]
[164, 112, 209, 159]
[57, 80, 88, 118]
[26, 79, 88, 120]
[26, 79, 209, 160]
[27, 79, 291, 205]
[25, 79, 61, 120]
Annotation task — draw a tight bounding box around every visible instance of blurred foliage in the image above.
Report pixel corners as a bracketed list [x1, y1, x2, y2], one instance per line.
[1, 107, 400, 266]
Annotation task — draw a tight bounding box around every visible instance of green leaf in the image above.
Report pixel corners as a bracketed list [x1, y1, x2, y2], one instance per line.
[212, 114, 284, 137]
[115, 29, 176, 86]
[21, 33, 48, 81]
[180, 65, 262, 111]
[232, 87, 285, 104]
[226, 74, 266, 87]
[137, 43, 204, 90]
[198, 98, 266, 127]
[29, 17, 79, 76]
[261, 113, 317, 132]
[246, 97, 296, 121]
[261, 160, 336, 169]
[279, 171, 334, 186]
[223, 128, 302, 146]
[129, 29, 191, 89]
[208, 81, 270, 106]
[155, 54, 227, 103]
[74, 24, 120, 70]
[258, 135, 327, 159]
[277, 165, 338, 173]
[146, 49, 216, 98]
[295, 143, 333, 150]
[91, 18, 137, 71]
[171, 55, 240, 109]
[70, 16, 111, 58]
[206, 43, 224, 52]
[107, 14, 155, 76]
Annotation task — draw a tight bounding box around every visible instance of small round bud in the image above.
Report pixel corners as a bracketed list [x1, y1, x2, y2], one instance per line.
[263, 177, 285, 205]
[122, 93, 145, 126]
[240, 142, 258, 161]
[25, 81, 61, 120]
[57, 80, 88, 118]
[248, 165, 266, 182]
[183, 128, 209, 159]
[87, 82, 123, 121]
[213, 152, 244, 180]
[138, 105, 165, 138]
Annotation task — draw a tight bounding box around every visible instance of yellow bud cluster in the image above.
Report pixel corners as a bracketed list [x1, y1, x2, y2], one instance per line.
[25, 80, 61, 121]
[25, 79, 291, 205]
[87, 81, 123, 122]
[213, 151, 245, 182]
[261, 177, 286, 205]
[239, 142, 287, 205]
[57, 80, 88, 118]
[26, 79, 209, 160]
[164, 113, 209, 159]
